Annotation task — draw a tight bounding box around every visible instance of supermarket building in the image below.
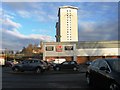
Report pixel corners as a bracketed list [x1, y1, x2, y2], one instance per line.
[43, 41, 120, 64]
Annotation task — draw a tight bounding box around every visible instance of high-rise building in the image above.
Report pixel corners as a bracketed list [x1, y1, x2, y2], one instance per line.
[55, 6, 78, 42]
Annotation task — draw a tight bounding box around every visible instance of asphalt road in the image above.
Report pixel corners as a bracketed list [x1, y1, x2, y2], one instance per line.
[2, 66, 91, 90]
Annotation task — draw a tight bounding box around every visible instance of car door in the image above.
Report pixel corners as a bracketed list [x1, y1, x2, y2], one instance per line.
[98, 61, 111, 88]
[89, 60, 101, 86]
[61, 61, 69, 70]
[22, 60, 31, 70]
[28, 60, 37, 70]
[69, 61, 76, 69]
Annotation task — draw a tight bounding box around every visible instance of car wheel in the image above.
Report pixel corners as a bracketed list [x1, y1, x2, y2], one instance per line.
[9, 64, 12, 67]
[13, 67, 19, 72]
[86, 74, 92, 86]
[56, 67, 60, 71]
[35, 68, 42, 73]
[109, 83, 119, 90]
[73, 67, 77, 71]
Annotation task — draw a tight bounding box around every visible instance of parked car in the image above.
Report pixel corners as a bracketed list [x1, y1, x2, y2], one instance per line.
[5, 60, 18, 67]
[43, 61, 53, 70]
[86, 58, 120, 90]
[12, 59, 47, 73]
[53, 61, 79, 71]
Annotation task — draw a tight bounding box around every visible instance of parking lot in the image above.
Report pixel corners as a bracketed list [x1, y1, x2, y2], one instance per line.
[2, 65, 91, 90]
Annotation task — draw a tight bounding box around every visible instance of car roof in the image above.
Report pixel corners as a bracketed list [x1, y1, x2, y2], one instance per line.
[103, 58, 119, 62]
[94, 58, 119, 61]
[104, 58, 120, 60]
[93, 58, 120, 64]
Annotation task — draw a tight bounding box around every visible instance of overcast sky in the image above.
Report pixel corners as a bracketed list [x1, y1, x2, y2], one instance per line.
[1, 2, 118, 51]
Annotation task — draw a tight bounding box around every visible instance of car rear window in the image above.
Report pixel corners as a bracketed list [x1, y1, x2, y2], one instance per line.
[108, 59, 120, 72]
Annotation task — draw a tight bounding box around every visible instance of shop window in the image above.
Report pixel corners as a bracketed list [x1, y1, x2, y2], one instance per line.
[46, 46, 54, 51]
[65, 46, 73, 50]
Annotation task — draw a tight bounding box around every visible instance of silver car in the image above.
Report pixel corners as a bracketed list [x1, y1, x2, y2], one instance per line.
[12, 59, 46, 73]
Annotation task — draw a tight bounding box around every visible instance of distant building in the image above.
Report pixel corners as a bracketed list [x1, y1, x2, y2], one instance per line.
[55, 6, 78, 42]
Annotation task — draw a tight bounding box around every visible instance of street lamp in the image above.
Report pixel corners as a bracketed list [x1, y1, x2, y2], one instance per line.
[5, 48, 7, 61]
[104, 54, 107, 58]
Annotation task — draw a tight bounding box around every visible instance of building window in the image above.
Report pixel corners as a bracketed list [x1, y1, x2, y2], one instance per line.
[46, 46, 54, 51]
[65, 46, 73, 50]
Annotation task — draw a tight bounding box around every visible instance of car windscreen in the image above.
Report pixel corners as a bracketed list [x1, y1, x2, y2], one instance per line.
[108, 60, 120, 72]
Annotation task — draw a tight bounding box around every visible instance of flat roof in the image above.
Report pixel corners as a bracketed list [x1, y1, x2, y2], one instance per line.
[43, 40, 120, 48]
[59, 6, 78, 9]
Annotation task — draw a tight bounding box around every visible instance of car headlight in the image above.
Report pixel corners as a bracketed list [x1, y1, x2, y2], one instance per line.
[43, 67, 46, 69]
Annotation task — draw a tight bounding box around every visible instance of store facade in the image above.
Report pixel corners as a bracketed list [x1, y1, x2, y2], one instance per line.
[43, 41, 119, 64]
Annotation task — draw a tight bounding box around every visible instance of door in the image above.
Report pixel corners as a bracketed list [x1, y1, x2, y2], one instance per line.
[98, 61, 111, 88]
[22, 60, 31, 70]
[61, 61, 69, 70]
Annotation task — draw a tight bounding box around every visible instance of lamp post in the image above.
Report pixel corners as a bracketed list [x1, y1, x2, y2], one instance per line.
[103, 54, 107, 58]
[55, 35, 61, 63]
[5, 48, 7, 61]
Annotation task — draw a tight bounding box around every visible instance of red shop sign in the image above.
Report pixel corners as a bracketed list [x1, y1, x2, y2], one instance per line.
[56, 45, 62, 52]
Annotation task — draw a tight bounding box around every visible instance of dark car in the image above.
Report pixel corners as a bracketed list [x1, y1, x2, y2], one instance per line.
[12, 59, 47, 73]
[53, 61, 79, 71]
[86, 58, 120, 90]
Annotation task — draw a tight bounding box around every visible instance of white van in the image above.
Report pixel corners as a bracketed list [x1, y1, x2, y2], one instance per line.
[53, 58, 66, 64]
[0, 58, 5, 66]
